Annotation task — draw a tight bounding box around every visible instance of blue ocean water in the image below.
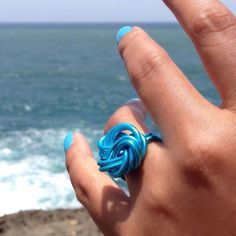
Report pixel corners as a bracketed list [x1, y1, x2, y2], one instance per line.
[0, 24, 219, 215]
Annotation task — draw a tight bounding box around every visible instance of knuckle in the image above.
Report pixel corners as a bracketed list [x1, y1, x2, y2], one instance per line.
[130, 50, 170, 88]
[190, 7, 236, 41]
[104, 109, 128, 133]
[141, 187, 176, 223]
[186, 135, 217, 160]
[181, 114, 236, 179]
[73, 178, 90, 206]
[141, 178, 173, 212]
[74, 167, 101, 207]
[182, 131, 224, 179]
[104, 105, 145, 133]
[72, 172, 96, 207]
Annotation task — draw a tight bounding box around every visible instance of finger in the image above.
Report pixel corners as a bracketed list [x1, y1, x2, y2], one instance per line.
[64, 132, 130, 234]
[104, 99, 163, 197]
[104, 99, 187, 215]
[104, 98, 149, 134]
[118, 27, 212, 143]
[163, 0, 236, 107]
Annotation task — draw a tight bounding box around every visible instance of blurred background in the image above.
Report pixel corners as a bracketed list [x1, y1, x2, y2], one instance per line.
[0, 0, 235, 216]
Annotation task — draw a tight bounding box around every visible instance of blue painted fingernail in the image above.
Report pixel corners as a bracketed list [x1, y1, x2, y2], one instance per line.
[116, 26, 133, 44]
[125, 98, 140, 104]
[64, 131, 73, 152]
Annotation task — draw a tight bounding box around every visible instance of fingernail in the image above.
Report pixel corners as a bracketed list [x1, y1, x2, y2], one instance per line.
[125, 98, 141, 104]
[64, 131, 73, 152]
[116, 26, 133, 44]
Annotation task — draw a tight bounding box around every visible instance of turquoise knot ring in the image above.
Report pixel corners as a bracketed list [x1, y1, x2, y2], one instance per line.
[97, 123, 162, 178]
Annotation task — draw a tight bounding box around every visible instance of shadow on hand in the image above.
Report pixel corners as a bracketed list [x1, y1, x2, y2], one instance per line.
[98, 169, 144, 234]
[101, 184, 131, 223]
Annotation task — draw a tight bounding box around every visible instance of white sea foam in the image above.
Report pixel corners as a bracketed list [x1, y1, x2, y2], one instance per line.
[24, 104, 32, 112]
[0, 159, 80, 216]
[0, 148, 12, 156]
[0, 127, 103, 216]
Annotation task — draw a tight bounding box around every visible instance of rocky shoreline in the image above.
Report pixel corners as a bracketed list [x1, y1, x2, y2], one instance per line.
[0, 208, 101, 236]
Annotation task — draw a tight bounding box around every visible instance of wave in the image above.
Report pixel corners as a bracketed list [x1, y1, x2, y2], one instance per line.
[0, 127, 103, 216]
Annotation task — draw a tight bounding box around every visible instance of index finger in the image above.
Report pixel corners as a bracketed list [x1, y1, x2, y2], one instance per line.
[163, 0, 236, 107]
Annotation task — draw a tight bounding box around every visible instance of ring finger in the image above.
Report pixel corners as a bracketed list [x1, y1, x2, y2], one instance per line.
[103, 98, 164, 198]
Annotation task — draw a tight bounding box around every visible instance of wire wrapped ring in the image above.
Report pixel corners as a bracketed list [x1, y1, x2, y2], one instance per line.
[97, 123, 162, 178]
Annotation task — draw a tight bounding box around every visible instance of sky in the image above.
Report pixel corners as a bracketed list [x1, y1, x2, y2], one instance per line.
[0, 0, 235, 23]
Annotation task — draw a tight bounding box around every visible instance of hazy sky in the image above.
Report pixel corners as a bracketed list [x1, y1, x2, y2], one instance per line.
[0, 0, 235, 23]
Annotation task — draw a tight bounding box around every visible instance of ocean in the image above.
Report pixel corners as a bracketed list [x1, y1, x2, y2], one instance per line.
[0, 23, 220, 216]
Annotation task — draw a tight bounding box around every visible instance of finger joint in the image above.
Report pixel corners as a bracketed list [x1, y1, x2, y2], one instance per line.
[190, 7, 236, 44]
[131, 51, 170, 88]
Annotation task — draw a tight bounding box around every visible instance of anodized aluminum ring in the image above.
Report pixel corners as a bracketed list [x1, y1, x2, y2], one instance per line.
[97, 123, 162, 178]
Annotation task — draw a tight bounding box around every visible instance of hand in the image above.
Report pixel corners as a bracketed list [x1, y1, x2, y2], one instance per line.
[65, 0, 236, 235]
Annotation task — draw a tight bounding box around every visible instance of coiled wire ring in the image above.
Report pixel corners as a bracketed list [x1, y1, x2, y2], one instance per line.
[97, 123, 162, 178]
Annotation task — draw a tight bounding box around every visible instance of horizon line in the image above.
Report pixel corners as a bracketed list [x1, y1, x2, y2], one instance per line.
[0, 21, 178, 25]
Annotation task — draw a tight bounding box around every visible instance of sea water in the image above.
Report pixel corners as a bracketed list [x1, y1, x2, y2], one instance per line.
[0, 23, 220, 216]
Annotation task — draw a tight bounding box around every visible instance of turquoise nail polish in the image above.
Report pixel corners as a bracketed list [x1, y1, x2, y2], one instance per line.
[64, 132, 73, 152]
[125, 98, 140, 104]
[116, 26, 133, 44]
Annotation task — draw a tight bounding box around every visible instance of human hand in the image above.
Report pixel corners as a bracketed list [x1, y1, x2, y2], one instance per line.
[65, 0, 236, 235]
